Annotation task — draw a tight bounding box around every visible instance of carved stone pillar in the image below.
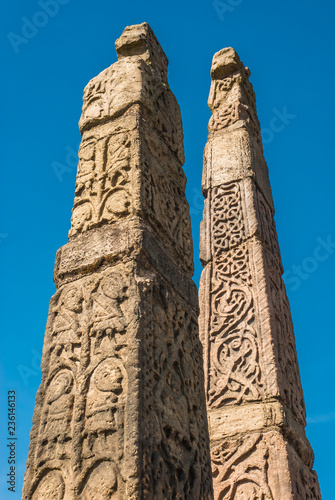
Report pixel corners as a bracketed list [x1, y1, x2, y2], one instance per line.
[23, 23, 213, 500]
[199, 47, 321, 499]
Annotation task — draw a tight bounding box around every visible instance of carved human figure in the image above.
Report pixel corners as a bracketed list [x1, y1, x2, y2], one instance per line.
[91, 272, 129, 356]
[52, 286, 83, 364]
[84, 357, 125, 457]
[38, 369, 74, 461]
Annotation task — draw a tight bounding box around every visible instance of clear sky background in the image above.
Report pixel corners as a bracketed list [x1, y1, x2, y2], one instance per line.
[1, 0, 334, 498]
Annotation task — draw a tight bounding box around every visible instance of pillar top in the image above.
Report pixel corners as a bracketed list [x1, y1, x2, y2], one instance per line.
[115, 22, 168, 83]
[208, 46, 256, 114]
[210, 47, 250, 80]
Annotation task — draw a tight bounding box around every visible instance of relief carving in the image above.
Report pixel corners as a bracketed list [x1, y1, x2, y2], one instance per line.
[81, 77, 109, 125]
[207, 48, 265, 155]
[208, 248, 263, 407]
[257, 193, 281, 269]
[69, 131, 133, 237]
[211, 433, 274, 500]
[51, 285, 83, 367]
[209, 102, 262, 149]
[212, 182, 245, 255]
[200, 43, 320, 500]
[142, 158, 193, 270]
[83, 357, 126, 460]
[27, 264, 134, 497]
[140, 281, 212, 499]
[268, 274, 306, 425]
[32, 470, 65, 500]
[37, 369, 75, 464]
[80, 461, 119, 499]
[92, 272, 129, 331]
[25, 22, 213, 499]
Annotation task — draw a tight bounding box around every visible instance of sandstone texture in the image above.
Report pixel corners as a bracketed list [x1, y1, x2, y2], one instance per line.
[23, 23, 213, 499]
[199, 47, 322, 499]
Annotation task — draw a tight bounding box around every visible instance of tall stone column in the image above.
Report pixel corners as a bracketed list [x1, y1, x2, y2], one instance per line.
[199, 48, 321, 499]
[23, 23, 213, 500]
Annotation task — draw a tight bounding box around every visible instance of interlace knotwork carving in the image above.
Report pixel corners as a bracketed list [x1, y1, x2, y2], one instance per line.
[212, 182, 245, 255]
[208, 245, 263, 407]
[211, 433, 274, 500]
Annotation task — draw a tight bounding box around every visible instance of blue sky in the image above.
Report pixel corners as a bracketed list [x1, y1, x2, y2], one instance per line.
[1, 0, 334, 497]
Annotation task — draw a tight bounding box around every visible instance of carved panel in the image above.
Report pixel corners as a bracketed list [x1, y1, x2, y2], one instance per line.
[208, 244, 264, 407]
[142, 124, 186, 183]
[80, 461, 119, 499]
[36, 369, 75, 465]
[139, 278, 213, 499]
[32, 470, 65, 500]
[257, 189, 282, 271]
[90, 269, 130, 354]
[209, 72, 256, 114]
[79, 58, 184, 163]
[209, 102, 262, 149]
[211, 429, 322, 500]
[266, 267, 306, 426]
[141, 151, 193, 272]
[27, 263, 137, 498]
[211, 182, 246, 256]
[28, 261, 212, 498]
[211, 433, 274, 500]
[70, 119, 192, 273]
[69, 130, 135, 237]
[82, 357, 126, 462]
[79, 59, 148, 133]
[49, 284, 83, 370]
[203, 176, 294, 413]
[206, 235, 306, 424]
[140, 61, 184, 163]
[209, 101, 243, 131]
[209, 178, 279, 258]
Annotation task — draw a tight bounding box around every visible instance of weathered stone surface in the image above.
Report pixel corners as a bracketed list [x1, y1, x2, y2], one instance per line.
[71, 108, 191, 272]
[211, 430, 321, 499]
[54, 218, 198, 305]
[23, 23, 213, 499]
[202, 130, 273, 208]
[199, 47, 321, 498]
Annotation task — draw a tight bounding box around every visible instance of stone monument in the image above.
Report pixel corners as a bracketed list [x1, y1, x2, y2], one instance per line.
[23, 23, 213, 499]
[199, 47, 321, 498]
